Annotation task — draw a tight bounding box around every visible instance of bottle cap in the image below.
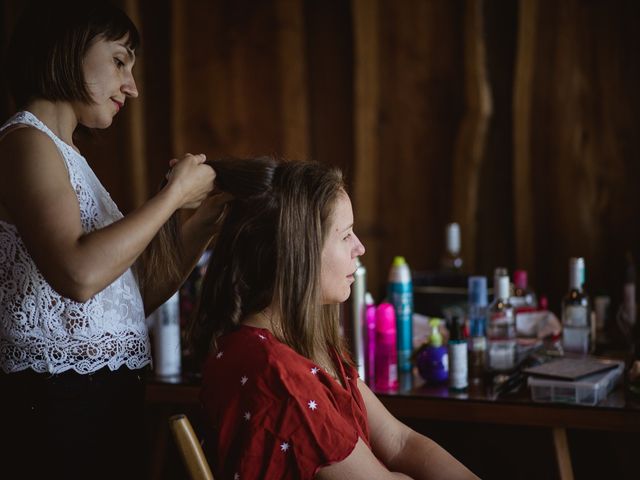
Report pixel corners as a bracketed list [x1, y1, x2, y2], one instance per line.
[513, 270, 528, 289]
[496, 275, 510, 300]
[392, 256, 406, 267]
[376, 303, 396, 333]
[468, 276, 488, 307]
[428, 318, 443, 347]
[449, 316, 464, 341]
[365, 292, 374, 305]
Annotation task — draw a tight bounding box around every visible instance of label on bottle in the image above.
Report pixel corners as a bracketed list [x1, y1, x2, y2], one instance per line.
[565, 305, 589, 327]
[389, 283, 413, 373]
[470, 336, 486, 352]
[449, 341, 468, 390]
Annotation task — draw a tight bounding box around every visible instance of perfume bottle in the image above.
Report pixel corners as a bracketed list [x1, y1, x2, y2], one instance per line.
[561, 257, 591, 354]
[487, 274, 516, 372]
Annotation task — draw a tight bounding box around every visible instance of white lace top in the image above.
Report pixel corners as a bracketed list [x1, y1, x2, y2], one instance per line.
[0, 111, 150, 374]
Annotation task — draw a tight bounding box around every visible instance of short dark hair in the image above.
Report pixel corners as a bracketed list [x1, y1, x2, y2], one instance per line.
[5, 0, 140, 108]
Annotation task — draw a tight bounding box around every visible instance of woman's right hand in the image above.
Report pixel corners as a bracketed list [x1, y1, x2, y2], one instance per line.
[165, 153, 216, 209]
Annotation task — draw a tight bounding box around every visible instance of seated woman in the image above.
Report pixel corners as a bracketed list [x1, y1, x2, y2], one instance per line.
[187, 157, 478, 479]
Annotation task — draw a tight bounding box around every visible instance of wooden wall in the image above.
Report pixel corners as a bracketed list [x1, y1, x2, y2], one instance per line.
[1, 0, 639, 316]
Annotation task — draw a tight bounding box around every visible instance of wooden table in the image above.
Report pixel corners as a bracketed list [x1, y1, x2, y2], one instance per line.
[145, 372, 640, 480]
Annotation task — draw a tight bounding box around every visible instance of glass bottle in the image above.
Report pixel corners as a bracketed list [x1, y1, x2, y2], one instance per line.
[510, 269, 538, 311]
[467, 276, 488, 384]
[487, 274, 517, 373]
[448, 315, 468, 392]
[561, 257, 590, 353]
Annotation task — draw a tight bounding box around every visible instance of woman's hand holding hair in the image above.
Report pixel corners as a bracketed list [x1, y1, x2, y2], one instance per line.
[165, 153, 215, 209]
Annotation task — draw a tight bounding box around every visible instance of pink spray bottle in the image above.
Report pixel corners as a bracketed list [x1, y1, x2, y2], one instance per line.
[374, 302, 399, 392]
[365, 293, 376, 386]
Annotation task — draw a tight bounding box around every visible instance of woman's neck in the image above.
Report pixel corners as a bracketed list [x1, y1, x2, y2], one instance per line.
[24, 99, 78, 147]
[241, 306, 279, 332]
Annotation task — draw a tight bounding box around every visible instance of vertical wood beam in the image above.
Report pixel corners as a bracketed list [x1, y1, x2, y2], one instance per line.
[452, 0, 492, 271]
[170, 0, 185, 157]
[123, 0, 148, 207]
[275, 0, 309, 160]
[352, 0, 381, 293]
[512, 0, 537, 276]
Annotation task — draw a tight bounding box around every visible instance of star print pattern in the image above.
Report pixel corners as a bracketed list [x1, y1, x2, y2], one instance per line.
[216, 351, 223, 359]
[201, 325, 371, 479]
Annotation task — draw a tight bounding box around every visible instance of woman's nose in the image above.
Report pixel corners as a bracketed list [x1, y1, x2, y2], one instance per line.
[353, 235, 365, 257]
[122, 73, 138, 98]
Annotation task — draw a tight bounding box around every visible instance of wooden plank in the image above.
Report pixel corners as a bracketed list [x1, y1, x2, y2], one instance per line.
[170, 0, 186, 157]
[552, 427, 575, 480]
[512, 0, 537, 279]
[451, 0, 492, 271]
[275, 0, 309, 160]
[123, 0, 149, 207]
[352, 0, 382, 294]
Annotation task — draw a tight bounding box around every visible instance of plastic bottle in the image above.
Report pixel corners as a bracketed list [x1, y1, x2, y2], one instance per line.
[468, 276, 488, 384]
[374, 302, 399, 392]
[364, 292, 376, 386]
[387, 256, 413, 373]
[150, 291, 182, 382]
[448, 315, 468, 392]
[416, 318, 449, 385]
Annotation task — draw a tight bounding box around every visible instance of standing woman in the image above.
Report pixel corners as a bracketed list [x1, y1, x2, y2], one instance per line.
[0, 1, 220, 478]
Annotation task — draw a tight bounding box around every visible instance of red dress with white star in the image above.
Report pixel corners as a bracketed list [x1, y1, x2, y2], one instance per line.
[200, 325, 371, 479]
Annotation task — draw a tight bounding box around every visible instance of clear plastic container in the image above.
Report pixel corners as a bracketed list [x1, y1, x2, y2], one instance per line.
[527, 361, 623, 406]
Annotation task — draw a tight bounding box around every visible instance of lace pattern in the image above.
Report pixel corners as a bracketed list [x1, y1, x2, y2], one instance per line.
[0, 111, 150, 374]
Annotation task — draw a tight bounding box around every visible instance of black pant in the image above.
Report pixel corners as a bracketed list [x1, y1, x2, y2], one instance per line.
[1, 365, 148, 480]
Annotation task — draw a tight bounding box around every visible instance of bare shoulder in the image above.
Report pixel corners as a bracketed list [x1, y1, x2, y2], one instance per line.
[0, 125, 66, 170]
[0, 124, 78, 226]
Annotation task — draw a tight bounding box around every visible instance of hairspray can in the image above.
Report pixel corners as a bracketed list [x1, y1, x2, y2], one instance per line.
[365, 293, 376, 386]
[351, 258, 367, 380]
[374, 302, 399, 392]
[387, 256, 413, 372]
[150, 291, 182, 382]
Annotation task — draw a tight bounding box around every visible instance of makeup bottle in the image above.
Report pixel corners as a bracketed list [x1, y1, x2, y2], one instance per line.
[562, 257, 590, 353]
[487, 274, 516, 373]
[387, 256, 413, 373]
[150, 291, 182, 382]
[448, 315, 468, 392]
[365, 293, 376, 386]
[374, 302, 399, 392]
[416, 318, 449, 385]
[468, 276, 488, 384]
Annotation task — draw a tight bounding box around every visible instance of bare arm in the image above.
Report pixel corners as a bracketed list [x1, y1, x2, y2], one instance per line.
[0, 128, 214, 302]
[315, 437, 413, 480]
[358, 380, 479, 480]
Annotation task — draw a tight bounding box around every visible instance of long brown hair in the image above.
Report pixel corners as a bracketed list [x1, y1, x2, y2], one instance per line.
[186, 157, 350, 368]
